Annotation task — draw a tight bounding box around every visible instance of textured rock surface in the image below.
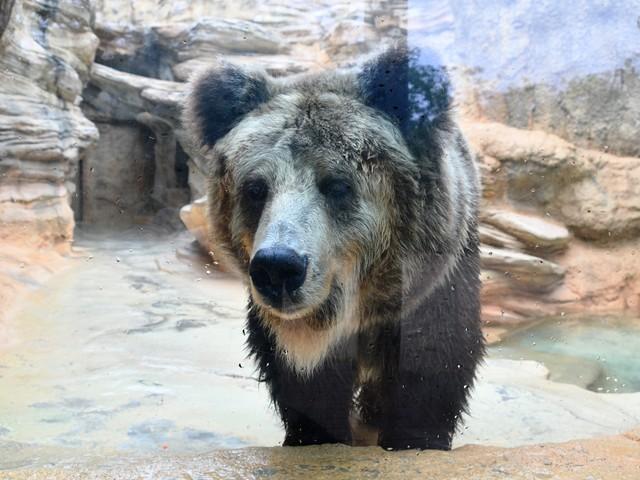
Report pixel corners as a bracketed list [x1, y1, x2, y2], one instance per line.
[481, 208, 570, 254]
[179, 196, 212, 254]
[465, 120, 640, 327]
[475, 61, 640, 159]
[3, 432, 640, 479]
[82, 123, 156, 224]
[480, 246, 565, 293]
[83, 63, 185, 124]
[1, 2, 639, 475]
[0, 0, 99, 247]
[464, 120, 640, 241]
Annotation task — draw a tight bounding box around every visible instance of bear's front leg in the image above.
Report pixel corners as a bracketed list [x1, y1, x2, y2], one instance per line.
[275, 358, 356, 446]
[377, 369, 462, 450]
[245, 305, 355, 446]
[359, 355, 467, 450]
[357, 318, 481, 451]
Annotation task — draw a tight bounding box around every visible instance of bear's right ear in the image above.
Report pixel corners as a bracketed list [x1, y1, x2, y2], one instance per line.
[183, 63, 271, 147]
[357, 46, 452, 136]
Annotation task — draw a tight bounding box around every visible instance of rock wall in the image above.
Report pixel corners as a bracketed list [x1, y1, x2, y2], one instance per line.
[0, 0, 98, 247]
[463, 121, 640, 335]
[405, 1, 640, 158]
[80, 1, 406, 225]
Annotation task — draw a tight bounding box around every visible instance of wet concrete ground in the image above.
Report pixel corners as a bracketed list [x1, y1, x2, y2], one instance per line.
[0, 226, 639, 472]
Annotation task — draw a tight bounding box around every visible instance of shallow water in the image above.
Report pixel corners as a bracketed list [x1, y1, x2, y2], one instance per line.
[490, 316, 640, 393]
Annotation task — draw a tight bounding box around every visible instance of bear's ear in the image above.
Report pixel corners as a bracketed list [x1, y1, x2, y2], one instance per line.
[358, 46, 451, 135]
[184, 63, 271, 147]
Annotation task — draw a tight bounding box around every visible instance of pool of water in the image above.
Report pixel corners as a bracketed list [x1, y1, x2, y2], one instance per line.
[490, 315, 640, 393]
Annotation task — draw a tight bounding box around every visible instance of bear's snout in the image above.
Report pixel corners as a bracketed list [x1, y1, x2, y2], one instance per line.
[249, 247, 308, 305]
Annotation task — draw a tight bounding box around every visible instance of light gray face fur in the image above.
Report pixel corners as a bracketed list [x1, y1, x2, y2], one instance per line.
[184, 59, 480, 374]
[213, 90, 405, 313]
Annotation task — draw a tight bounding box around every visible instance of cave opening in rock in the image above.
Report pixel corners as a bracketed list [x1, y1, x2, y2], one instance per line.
[175, 141, 190, 190]
[77, 121, 162, 226]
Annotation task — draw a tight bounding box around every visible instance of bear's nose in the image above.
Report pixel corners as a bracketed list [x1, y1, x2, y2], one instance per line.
[249, 247, 308, 303]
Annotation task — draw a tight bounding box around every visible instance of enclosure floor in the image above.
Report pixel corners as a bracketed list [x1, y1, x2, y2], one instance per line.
[3, 434, 640, 480]
[0, 226, 639, 471]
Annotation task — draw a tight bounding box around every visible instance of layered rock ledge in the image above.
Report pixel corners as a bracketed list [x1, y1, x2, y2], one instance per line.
[0, 0, 98, 247]
[4, 431, 640, 479]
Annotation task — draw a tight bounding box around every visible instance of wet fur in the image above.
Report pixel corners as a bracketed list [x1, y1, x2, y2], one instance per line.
[183, 47, 484, 450]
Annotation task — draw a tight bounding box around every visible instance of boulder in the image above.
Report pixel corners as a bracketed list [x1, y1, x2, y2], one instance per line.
[94, 18, 292, 83]
[179, 196, 211, 252]
[464, 121, 640, 242]
[481, 208, 570, 253]
[172, 54, 319, 82]
[478, 224, 525, 251]
[480, 246, 565, 293]
[323, 20, 378, 57]
[476, 61, 640, 159]
[83, 63, 186, 124]
[154, 19, 287, 60]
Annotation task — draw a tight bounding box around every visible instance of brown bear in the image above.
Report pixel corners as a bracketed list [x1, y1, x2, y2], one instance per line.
[183, 47, 484, 451]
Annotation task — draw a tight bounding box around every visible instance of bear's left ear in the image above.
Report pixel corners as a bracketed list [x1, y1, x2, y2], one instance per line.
[183, 63, 271, 147]
[358, 46, 451, 135]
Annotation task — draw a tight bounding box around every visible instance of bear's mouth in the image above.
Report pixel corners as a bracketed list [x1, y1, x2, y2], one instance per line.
[256, 281, 342, 330]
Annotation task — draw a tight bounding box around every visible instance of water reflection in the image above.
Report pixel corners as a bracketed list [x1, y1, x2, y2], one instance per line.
[491, 315, 640, 393]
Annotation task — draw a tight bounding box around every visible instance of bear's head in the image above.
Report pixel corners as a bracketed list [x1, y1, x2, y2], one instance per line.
[183, 47, 475, 373]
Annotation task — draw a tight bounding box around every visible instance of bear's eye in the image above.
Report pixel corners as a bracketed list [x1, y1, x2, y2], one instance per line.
[243, 179, 269, 203]
[319, 177, 352, 201]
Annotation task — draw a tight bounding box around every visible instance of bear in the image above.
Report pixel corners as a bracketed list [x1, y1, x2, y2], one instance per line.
[183, 46, 484, 451]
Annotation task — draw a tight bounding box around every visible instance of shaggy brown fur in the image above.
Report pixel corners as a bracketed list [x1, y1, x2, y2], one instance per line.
[183, 47, 484, 450]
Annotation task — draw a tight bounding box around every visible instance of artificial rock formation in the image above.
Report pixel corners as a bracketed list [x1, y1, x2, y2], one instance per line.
[0, 0, 99, 247]
[466, 120, 640, 330]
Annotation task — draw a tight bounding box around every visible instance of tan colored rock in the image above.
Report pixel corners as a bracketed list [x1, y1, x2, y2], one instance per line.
[464, 121, 640, 241]
[0, 0, 99, 246]
[179, 196, 210, 252]
[477, 153, 506, 199]
[155, 19, 287, 59]
[480, 246, 565, 293]
[478, 223, 525, 250]
[481, 208, 570, 253]
[85, 63, 186, 123]
[180, 196, 238, 273]
[324, 20, 378, 57]
[550, 240, 640, 314]
[172, 54, 320, 82]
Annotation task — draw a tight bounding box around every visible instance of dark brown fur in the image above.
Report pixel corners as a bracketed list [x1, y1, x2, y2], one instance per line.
[183, 47, 484, 450]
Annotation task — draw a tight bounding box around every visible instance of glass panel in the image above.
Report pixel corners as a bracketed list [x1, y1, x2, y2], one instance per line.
[1, 0, 638, 475]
